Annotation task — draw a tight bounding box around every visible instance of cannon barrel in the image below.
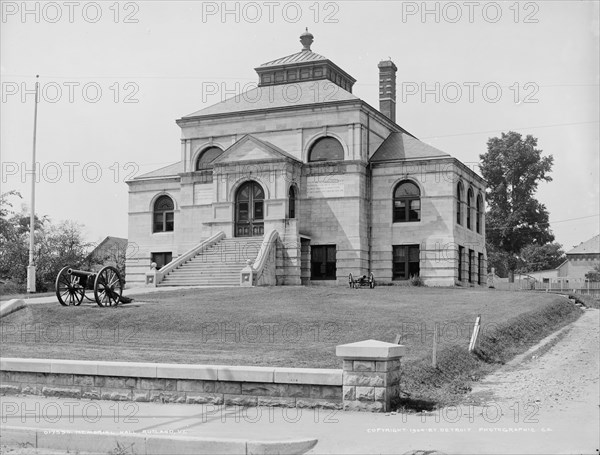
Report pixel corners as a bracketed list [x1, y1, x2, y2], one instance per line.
[67, 268, 95, 279]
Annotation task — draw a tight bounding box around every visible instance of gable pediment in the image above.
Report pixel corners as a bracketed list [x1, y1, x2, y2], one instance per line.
[214, 135, 301, 164]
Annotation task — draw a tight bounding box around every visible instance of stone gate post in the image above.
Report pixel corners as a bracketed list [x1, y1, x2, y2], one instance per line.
[336, 339, 406, 412]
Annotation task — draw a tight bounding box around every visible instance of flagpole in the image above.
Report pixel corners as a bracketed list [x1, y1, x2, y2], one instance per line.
[27, 75, 39, 293]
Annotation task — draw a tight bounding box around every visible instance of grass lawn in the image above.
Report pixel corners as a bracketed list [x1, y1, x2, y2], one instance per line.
[2, 286, 583, 409]
[1, 286, 576, 368]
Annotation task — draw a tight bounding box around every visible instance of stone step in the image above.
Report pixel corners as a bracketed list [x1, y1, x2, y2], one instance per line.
[159, 236, 262, 286]
[160, 278, 239, 285]
[166, 270, 241, 277]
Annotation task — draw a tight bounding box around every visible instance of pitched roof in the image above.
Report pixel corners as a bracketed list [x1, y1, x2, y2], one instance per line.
[370, 132, 450, 162]
[89, 236, 128, 258]
[134, 161, 182, 180]
[182, 79, 358, 118]
[259, 50, 328, 67]
[567, 234, 600, 255]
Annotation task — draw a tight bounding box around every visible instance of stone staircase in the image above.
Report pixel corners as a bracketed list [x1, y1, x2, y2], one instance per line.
[159, 237, 263, 287]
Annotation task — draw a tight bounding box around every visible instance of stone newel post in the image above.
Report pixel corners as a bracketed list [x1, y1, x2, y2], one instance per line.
[336, 339, 406, 412]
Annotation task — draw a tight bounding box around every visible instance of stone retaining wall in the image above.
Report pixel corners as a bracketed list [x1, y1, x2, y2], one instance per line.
[1, 340, 407, 412]
[0, 359, 342, 409]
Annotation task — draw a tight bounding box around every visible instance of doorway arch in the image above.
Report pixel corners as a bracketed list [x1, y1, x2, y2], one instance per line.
[235, 181, 265, 237]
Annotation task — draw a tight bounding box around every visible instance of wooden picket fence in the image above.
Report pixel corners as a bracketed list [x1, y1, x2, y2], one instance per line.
[493, 277, 600, 296]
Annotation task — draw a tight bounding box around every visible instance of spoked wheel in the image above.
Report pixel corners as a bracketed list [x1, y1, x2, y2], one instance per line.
[348, 273, 355, 289]
[94, 266, 122, 307]
[369, 272, 376, 289]
[55, 266, 84, 306]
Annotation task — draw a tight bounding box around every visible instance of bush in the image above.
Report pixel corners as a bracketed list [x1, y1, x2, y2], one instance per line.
[409, 275, 425, 287]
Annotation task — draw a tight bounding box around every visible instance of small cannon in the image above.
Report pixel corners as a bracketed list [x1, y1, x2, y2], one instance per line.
[348, 272, 376, 289]
[55, 266, 126, 307]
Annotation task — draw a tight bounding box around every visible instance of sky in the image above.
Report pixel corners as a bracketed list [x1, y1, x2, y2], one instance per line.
[1, 0, 599, 252]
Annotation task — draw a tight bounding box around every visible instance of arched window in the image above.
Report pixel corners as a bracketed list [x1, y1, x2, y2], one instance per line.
[467, 188, 473, 229]
[456, 182, 463, 225]
[195, 146, 223, 170]
[288, 186, 296, 219]
[476, 194, 483, 234]
[308, 137, 344, 162]
[153, 195, 174, 233]
[393, 181, 421, 223]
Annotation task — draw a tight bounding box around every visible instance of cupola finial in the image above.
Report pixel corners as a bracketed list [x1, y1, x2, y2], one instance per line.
[300, 28, 314, 51]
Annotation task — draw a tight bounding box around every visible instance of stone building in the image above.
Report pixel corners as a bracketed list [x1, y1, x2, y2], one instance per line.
[126, 30, 486, 287]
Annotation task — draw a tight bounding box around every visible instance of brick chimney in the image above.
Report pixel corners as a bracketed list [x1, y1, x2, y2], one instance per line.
[378, 60, 397, 123]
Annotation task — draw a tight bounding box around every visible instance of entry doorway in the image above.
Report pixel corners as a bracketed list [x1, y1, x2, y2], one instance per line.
[235, 181, 265, 237]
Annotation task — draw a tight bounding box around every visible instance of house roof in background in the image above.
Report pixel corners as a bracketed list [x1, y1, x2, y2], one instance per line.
[567, 234, 600, 255]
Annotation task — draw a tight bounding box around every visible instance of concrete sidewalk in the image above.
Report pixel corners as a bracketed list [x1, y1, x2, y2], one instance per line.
[1, 394, 597, 454]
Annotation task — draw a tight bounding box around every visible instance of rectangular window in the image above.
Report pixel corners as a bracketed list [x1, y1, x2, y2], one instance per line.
[165, 212, 174, 232]
[238, 202, 249, 221]
[151, 252, 172, 270]
[468, 249, 474, 283]
[254, 201, 264, 220]
[458, 246, 464, 281]
[153, 213, 163, 232]
[311, 245, 336, 280]
[478, 253, 484, 285]
[409, 200, 421, 221]
[153, 213, 174, 233]
[393, 245, 420, 280]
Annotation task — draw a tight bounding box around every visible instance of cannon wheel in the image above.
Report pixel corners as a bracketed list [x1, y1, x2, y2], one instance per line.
[55, 266, 84, 306]
[369, 272, 376, 289]
[348, 273, 355, 289]
[94, 266, 122, 307]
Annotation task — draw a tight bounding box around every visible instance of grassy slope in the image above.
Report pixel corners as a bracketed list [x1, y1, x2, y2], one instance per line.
[1, 287, 582, 409]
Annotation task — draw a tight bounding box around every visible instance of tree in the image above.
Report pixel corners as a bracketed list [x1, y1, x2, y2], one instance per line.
[35, 220, 97, 290]
[480, 131, 554, 281]
[0, 192, 98, 291]
[517, 242, 565, 273]
[0, 191, 29, 286]
[585, 263, 600, 282]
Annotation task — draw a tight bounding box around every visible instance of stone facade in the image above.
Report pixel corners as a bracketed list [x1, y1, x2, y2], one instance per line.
[126, 31, 486, 287]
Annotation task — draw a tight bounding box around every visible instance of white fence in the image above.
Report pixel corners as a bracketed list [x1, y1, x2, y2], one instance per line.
[493, 278, 600, 296]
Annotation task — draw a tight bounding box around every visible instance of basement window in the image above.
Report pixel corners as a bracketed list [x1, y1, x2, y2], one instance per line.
[152, 252, 172, 270]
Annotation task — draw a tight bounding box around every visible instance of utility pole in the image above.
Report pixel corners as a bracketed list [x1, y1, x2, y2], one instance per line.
[26, 75, 39, 293]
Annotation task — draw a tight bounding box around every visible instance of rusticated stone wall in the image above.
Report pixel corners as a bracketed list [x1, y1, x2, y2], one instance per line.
[0, 371, 342, 409]
[0, 359, 342, 410]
